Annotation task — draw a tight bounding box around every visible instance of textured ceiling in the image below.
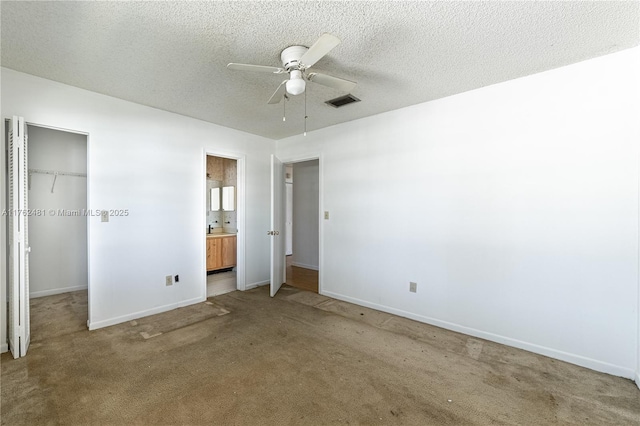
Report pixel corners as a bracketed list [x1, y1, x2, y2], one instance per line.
[1, 1, 638, 140]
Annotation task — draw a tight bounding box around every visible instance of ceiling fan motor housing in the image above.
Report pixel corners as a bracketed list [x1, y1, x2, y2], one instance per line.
[281, 45, 309, 71]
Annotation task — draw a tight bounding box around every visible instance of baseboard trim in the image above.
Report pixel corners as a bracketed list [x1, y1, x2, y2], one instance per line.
[321, 290, 636, 380]
[88, 296, 205, 330]
[291, 262, 319, 271]
[245, 280, 269, 290]
[31, 285, 88, 299]
[0, 343, 8, 353]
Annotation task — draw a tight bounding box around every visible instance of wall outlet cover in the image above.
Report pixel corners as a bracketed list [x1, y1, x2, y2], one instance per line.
[166, 275, 173, 286]
[410, 282, 417, 293]
[174, 275, 179, 283]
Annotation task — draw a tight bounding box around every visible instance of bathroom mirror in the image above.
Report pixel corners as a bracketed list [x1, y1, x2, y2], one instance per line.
[222, 186, 235, 211]
[210, 187, 220, 211]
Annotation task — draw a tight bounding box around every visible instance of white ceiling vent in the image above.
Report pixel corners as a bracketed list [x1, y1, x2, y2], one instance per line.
[325, 94, 360, 108]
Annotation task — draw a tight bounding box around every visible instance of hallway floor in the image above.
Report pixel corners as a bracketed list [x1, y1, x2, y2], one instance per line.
[285, 255, 318, 293]
[1, 287, 639, 425]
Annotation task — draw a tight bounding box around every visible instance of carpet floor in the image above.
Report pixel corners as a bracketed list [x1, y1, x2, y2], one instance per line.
[1, 286, 639, 425]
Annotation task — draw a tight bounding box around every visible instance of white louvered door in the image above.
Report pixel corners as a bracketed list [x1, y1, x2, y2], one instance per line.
[8, 116, 30, 358]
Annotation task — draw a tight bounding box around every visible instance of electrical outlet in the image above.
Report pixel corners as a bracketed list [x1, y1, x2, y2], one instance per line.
[324, 211, 329, 220]
[101, 210, 109, 223]
[166, 275, 173, 286]
[409, 282, 417, 293]
[174, 274, 179, 283]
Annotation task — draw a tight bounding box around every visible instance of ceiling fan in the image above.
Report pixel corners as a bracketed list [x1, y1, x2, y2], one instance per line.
[227, 33, 357, 104]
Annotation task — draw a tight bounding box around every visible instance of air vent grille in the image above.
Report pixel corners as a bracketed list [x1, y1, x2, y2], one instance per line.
[325, 94, 360, 108]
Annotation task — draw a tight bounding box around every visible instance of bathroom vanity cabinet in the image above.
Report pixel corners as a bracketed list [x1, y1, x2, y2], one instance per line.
[206, 234, 236, 271]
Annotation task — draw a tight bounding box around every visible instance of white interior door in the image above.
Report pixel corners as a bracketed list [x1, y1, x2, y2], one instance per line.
[270, 154, 285, 297]
[8, 116, 31, 358]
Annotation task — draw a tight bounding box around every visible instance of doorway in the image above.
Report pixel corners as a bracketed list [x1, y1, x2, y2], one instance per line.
[3, 119, 89, 357]
[27, 125, 88, 298]
[284, 160, 319, 293]
[205, 155, 238, 297]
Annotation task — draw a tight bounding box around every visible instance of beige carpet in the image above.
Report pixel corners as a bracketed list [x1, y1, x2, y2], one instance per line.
[1, 287, 639, 425]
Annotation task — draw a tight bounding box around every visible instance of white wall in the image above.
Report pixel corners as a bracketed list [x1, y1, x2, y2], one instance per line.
[292, 160, 319, 270]
[277, 47, 640, 380]
[1, 68, 274, 346]
[28, 125, 88, 298]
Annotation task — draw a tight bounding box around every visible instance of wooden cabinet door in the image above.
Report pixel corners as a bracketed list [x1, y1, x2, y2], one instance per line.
[221, 236, 236, 268]
[206, 238, 222, 271]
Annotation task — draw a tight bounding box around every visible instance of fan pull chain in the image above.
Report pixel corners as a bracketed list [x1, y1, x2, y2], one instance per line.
[304, 90, 308, 136]
[283, 94, 287, 122]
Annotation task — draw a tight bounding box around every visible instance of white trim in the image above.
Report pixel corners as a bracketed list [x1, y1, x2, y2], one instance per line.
[321, 290, 637, 380]
[318, 154, 324, 296]
[0, 343, 7, 353]
[245, 280, 269, 290]
[30, 285, 87, 299]
[24, 121, 89, 137]
[291, 262, 319, 271]
[88, 295, 205, 330]
[637, 93, 640, 392]
[86, 133, 92, 331]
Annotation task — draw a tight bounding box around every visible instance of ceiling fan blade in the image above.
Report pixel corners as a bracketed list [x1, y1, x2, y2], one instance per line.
[307, 72, 357, 93]
[227, 63, 285, 74]
[299, 33, 341, 68]
[268, 81, 288, 104]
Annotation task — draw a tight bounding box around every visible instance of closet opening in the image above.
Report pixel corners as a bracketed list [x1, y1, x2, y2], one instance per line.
[21, 124, 88, 343]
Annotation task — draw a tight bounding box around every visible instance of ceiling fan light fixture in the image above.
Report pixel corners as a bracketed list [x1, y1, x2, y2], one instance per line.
[286, 70, 306, 95]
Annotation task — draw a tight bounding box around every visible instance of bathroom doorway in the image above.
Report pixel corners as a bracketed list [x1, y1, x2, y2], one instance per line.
[205, 155, 238, 297]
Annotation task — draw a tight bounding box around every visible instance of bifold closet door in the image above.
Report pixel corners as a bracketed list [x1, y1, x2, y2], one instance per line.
[8, 116, 31, 358]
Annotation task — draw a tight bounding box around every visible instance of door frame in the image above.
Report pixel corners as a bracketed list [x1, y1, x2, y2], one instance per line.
[1, 119, 90, 353]
[202, 150, 246, 295]
[278, 153, 323, 295]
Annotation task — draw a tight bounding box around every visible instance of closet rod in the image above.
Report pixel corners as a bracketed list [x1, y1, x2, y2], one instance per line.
[28, 168, 87, 178]
[28, 168, 87, 193]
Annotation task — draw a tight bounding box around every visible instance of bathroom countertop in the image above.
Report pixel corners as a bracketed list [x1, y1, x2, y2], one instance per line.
[206, 232, 237, 238]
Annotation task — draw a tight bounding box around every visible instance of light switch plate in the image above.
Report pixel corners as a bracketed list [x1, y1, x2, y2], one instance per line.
[101, 210, 109, 222]
[324, 211, 329, 220]
[410, 282, 417, 293]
